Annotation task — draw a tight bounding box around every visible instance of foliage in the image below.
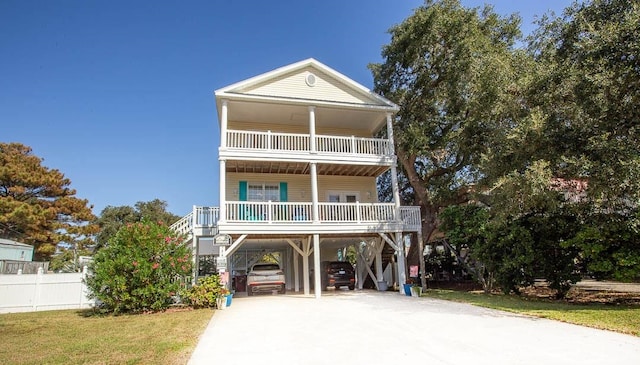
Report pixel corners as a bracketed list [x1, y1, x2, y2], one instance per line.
[85, 220, 192, 314]
[530, 0, 640, 206]
[370, 0, 524, 265]
[182, 275, 229, 309]
[380, 0, 640, 287]
[439, 204, 494, 292]
[0, 308, 212, 364]
[0, 142, 97, 259]
[525, 0, 640, 281]
[94, 199, 181, 249]
[567, 215, 640, 281]
[440, 182, 582, 298]
[49, 247, 92, 272]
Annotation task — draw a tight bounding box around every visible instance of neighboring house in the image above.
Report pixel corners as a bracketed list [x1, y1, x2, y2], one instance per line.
[171, 59, 421, 297]
[0, 238, 48, 274]
[0, 238, 33, 261]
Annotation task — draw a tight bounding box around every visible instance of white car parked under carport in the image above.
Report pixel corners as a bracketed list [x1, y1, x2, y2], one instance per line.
[247, 263, 286, 296]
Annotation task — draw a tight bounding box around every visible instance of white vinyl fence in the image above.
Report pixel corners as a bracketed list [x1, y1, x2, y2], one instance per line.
[0, 267, 94, 314]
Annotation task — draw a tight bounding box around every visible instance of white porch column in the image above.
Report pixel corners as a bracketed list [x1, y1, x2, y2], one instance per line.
[302, 238, 310, 296]
[375, 239, 384, 282]
[219, 159, 226, 223]
[386, 112, 395, 153]
[391, 164, 401, 214]
[356, 246, 364, 289]
[293, 244, 300, 292]
[309, 106, 316, 153]
[417, 231, 427, 290]
[313, 234, 321, 299]
[396, 232, 407, 292]
[310, 162, 319, 223]
[387, 112, 401, 219]
[192, 236, 198, 283]
[220, 100, 228, 148]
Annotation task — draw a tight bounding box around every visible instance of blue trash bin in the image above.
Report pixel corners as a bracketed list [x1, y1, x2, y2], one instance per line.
[403, 284, 412, 296]
[226, 294, 233, 307]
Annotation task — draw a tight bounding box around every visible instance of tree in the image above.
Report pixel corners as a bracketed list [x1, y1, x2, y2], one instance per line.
[370, 0, 523, 264]
[0, 142, 97, 259]
[529, 0, 640, 281]
[94, 199, 180, 249]
[85, 220, 192, 314]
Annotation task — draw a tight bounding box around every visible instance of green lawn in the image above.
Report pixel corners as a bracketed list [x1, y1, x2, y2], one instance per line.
[422, 289, 640, 336]
[0, 308, 213, 365]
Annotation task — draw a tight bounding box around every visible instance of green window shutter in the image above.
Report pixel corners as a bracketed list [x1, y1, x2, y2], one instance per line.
[279, 182, 288, 202]
[239, 181, 248, 201]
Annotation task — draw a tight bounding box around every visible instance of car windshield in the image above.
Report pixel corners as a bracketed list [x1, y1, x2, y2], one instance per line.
[252, 264, 280, 271]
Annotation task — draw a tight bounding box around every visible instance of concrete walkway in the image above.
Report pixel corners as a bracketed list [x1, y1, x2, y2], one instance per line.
[189, 290, 640, 365]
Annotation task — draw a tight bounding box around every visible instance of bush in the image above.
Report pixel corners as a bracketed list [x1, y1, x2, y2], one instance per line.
[182, 275, 229, 309]
[85, 220, 192, 314]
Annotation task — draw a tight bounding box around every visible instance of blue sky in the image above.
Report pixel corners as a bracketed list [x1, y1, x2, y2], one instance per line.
[1, 0, 574, 217]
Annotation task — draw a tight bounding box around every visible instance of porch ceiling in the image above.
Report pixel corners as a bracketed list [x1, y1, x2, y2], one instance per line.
[226, 160, 389, 177]
[224, 99, 388, 134]
[228, 234, 378, 251]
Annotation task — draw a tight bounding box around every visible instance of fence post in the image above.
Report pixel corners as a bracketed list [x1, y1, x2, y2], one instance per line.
[33, 267, 44, 311]
[80, 266, 88, 308]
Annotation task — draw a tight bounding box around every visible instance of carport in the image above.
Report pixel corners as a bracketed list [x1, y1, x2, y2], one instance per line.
[217, 232, 408, 298]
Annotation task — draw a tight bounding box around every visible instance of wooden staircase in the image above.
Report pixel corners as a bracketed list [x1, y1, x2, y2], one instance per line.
[362, 242, 396, 289]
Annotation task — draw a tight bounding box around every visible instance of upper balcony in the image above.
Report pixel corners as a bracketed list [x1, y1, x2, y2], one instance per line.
[215, 59, 401, 176]
[220, 129, 395, 175]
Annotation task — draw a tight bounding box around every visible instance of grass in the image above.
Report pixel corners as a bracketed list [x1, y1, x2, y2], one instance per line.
[422, 289, 640, 336]
[0, 308, 213, 365]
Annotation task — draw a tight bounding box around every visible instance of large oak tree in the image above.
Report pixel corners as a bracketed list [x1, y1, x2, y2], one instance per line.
[0, 142, 97, 259]
[370, 0, 522, 263]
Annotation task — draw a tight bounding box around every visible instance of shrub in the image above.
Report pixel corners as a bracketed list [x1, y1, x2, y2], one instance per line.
[85, 220, 192, 314]
[182, 275, 229, 309]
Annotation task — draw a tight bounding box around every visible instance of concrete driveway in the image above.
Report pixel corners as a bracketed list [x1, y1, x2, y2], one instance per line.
[188, 290, 640, 365]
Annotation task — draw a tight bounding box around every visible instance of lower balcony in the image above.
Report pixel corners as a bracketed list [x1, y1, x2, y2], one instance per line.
[171, 204, 421, 238]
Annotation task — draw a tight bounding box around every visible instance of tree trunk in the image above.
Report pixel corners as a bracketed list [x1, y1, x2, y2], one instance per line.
[406, 204, 438, 285]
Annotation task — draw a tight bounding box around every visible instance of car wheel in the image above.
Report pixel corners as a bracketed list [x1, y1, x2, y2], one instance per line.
[279, 285, 285, 294]
[248, 289, 253, 296]
[349, 285, 355, 290]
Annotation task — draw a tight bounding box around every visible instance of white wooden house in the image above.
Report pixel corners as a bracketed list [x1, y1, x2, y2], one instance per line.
[171, 59, 421, 297]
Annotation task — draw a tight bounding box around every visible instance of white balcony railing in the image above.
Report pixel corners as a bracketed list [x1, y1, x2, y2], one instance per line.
[317, 202, 396, 222]
[399, 206, 421, 231]
[171, 205, 422, 234]
[225, 129, 391, 156]
[225, 202, 313, 223]
[169, 211, 193, 238]
[194, 206, 220, 227]
[225, 201, 402, 224]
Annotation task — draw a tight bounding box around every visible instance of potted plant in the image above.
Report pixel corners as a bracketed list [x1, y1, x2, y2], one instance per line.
[410, 284, 422, 297]
[217, 287, 231, 310]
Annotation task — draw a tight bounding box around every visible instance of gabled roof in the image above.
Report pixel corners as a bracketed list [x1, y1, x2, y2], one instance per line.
[214, 58, 399, 111]
[0, 238, 32, 249]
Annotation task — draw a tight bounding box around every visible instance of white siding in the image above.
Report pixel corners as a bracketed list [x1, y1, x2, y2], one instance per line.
[244, 68, 378, 106]
[228, 121, 373, 138]
[226, 173, 378, 203]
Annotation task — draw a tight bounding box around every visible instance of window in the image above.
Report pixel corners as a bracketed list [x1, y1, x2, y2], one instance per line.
[327, 191, 360, 203]
[248, 183, 280, 202]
